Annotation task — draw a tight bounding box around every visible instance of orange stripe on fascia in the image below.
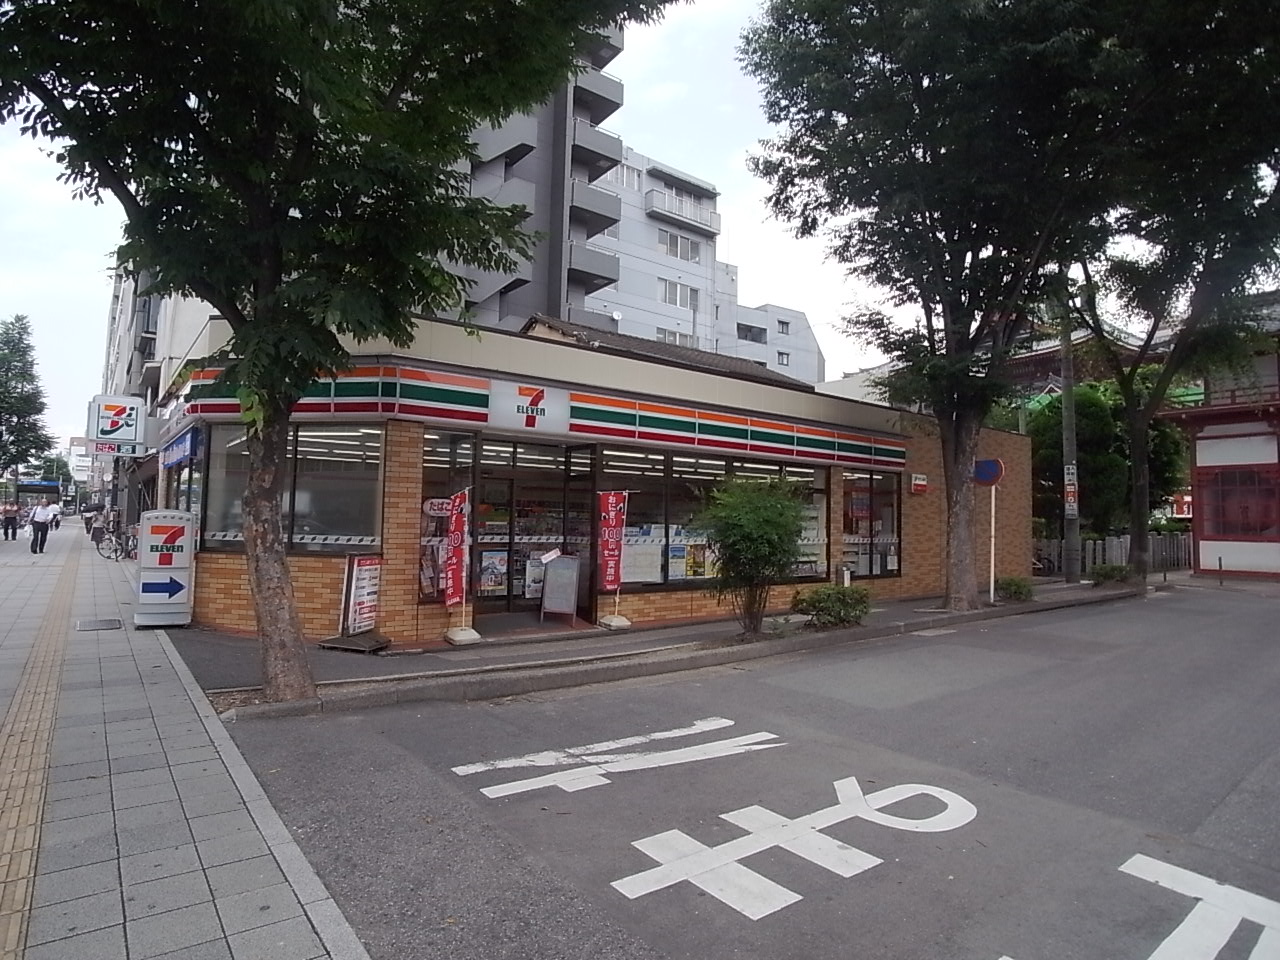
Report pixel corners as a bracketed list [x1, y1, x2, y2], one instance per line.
[637, 401, 697, 419]
[697, 409, 750, 426]
[570, 393, 636, 410]
[397, 368, 489, 390]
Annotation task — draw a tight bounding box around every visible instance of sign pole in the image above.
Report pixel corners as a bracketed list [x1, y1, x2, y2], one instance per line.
[989, 483, 997, 605]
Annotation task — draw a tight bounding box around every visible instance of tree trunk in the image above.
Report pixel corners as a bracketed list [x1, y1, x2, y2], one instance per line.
[940, 410, 983, 610]
[242, 403, 317, 701]
[1126, 405, 1152, 581]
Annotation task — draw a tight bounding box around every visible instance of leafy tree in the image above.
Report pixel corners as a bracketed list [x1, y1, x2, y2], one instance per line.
[1, 0, 673, 700]
[1028, 384, 1184, 537]
[1063, 1, 1280, 576]
[695, 479, 804, 636]
[739, 0, 1133, 610]
[0, 314, 54, 484]
[34, 453, 73, 484]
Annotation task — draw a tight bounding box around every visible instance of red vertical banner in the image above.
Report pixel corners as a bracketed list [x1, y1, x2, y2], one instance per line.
[598, 491, 628, 593]
[444, 488, 469, 607]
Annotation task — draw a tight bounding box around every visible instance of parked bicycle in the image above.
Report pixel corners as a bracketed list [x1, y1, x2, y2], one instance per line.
[96, 524, 138, 561]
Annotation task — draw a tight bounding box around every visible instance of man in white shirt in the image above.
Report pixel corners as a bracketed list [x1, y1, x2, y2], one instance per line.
[29, 499, 55, 555]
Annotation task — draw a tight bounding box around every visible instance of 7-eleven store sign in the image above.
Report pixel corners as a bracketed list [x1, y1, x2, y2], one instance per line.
[148, 525, 187, 566]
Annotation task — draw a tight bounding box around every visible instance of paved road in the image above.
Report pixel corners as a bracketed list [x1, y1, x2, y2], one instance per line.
[227, 585, 1280, 960]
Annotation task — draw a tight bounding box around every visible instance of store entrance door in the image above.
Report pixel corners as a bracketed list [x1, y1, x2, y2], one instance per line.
[473, 441, 571, 616]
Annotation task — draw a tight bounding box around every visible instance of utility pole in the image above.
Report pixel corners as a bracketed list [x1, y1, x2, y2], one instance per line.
[1059, 296, 1081, 583]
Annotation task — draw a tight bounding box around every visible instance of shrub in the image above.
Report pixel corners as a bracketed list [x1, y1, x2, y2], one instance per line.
[1089, 563, 1133, 586]
[694, 479, 805, 635]
[995, 576, 1033, 602]
[791, 585, 872, 628]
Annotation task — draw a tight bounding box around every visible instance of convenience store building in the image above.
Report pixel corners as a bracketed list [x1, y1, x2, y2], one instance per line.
[157, 316, 1031, 647]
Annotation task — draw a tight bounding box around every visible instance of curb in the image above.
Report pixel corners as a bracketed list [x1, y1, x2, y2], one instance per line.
[219, 584, 1156, 721]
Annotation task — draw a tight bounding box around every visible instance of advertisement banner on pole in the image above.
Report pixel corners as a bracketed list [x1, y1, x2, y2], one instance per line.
[598, 491, 628, 592]
[444, 488, 469, 607]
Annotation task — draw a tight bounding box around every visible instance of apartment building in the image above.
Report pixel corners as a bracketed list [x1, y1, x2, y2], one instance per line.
[583, 145, 825, 383]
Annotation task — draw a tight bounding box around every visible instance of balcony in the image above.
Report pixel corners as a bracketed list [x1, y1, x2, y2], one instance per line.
[572, 66, 623, 125]
[644, 188, 722, 237]
[477, 176, 535, 216]
[570, 119, 622, 182]
[472, 114, 538, 165]
[568, 178, 622, 237]
[588, 23, 624, 69]
[566, 242, 619, 294]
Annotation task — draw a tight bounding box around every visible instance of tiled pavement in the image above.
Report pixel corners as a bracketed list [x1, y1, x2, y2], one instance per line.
[0, 528, 369, 960]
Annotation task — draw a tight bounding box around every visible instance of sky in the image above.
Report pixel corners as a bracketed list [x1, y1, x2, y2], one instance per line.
[0, 0, 890, 452]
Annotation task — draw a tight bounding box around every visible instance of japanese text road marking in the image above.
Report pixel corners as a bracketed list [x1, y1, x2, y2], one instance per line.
[1120, 855, 1280, 960]
[613, 775, 977, 920]
[453, 717, 784, 798]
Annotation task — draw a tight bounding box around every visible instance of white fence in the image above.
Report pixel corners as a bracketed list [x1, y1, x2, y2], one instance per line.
[1033, 533, 1192, 576]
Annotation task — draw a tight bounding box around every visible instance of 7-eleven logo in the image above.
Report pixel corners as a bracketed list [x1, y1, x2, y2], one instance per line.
[149, 525, 186, 566]
[516, 386, 547, 429]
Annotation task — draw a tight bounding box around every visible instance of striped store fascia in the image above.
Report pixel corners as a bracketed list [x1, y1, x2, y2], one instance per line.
[177, 366, 906, 470]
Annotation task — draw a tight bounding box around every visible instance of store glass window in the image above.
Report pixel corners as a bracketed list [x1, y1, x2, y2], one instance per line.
[786, 464, 829, 578]
[1199, 467, 1279, 538]
[202, 424, 381, 550]
[420, 433, 475, 601]
[668, 455, 729, 581]
[601, 447, 667, 584]
[842, 471, 901, 578]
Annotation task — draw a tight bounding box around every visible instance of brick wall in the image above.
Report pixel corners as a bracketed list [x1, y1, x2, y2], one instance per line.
[192, 552, 347, 639]
[376, 420, 424, 646]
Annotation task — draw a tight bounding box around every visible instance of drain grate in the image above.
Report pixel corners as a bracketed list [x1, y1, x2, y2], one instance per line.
[76, 618, 123, 631]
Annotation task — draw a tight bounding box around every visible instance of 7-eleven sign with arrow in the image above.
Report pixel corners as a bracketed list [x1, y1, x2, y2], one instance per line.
[148, 525, 187, 566]
[139, 513, 193, 572]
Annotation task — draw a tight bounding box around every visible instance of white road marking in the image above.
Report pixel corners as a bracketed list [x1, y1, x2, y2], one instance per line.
[613, 775, 976, 919]
[452, 716, 736, 774]
[477, 733, 783, 798]
[912, 628, 957, 637]
[1120, 854, 1280, 960]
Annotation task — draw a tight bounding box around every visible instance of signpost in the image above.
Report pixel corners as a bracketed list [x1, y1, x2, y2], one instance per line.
[540, 555, 581, 625]
[342, 556, 382, 635]
[443, 488, 482, 645]
[973, 459, 1005, 604]
[597, 491, 630, 629]
[135, 510, 194, 627]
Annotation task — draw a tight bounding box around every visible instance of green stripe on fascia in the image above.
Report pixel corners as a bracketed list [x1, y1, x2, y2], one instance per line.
[638, 413, 696, 435]
[749, 428, 793, 447]
[333, 380, 381, 399]
[571, 405, 636, 426]
[399, 382, 488, 408]
[380, 381, 398, 398]
[303, 382, 333, 399]
[699, 421, 750, 441]
[795, 434, 839, 452]
[838, 441, 876, 457]
[875, 445, 907, 461]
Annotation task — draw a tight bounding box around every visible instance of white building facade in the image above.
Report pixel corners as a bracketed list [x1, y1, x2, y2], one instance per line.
[585, 146, 825, 383]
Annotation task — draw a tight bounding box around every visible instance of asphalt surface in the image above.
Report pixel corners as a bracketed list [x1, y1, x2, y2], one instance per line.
[225, 584, 1280, 960]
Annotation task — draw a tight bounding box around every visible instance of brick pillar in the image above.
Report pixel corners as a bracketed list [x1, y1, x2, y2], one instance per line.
[827, 466, 843, 583]
[377, 420, 424, 645]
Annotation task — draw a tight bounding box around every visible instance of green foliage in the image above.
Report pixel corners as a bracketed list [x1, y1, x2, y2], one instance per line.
[694, 479, 805, 636]
[791, 585, 872, 629]
[33, 454, 73, 484]
[1029, 383, 1184, 535]
[1150, 518, 1190, 534]
[995, 577, 1034, 602]
[1089, 564, 1133, 586]
[0, 315, 54, 475]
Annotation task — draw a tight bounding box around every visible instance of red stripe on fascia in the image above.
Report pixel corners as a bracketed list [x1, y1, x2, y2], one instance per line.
[380, 401, 398, 414]
[189, 402, 241, 415]
[792, 450, 837, 462]
[330, 401, 381, 413]
[397, 403, 488, 423]
[637, 430, 697, 446]
[569, 422, 636, 439]
[292, 401, 333, 414]
[747, 443, 797, 457]
[696, 436, 752, 453]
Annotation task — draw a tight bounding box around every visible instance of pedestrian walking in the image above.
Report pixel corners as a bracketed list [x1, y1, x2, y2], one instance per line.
[29, 498, 56, 554]
[90, 507, 107, 545]
[1, 501, 17, 541]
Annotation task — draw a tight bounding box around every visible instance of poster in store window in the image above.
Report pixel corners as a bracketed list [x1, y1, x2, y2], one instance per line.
[479, 550, 509, 595]
[524, 557, 546, 598]
[667, 544, 688, 580]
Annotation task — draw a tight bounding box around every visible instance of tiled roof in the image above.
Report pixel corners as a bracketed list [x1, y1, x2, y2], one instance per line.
[521, 314, 813, 390]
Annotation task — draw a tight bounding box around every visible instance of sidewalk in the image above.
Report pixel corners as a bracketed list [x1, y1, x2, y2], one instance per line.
[170, 572, 1151, 719]
[0, 531, 367, 960]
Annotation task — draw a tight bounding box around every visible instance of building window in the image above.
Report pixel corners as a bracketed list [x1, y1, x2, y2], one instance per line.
[656, 327, 695, 348]
[659, 278, 700, 312]
[737, 323, 767, 344]
[203, 424, 383, 551]
[658, 229, 701, 263]
[842, 471, 901, 578]
[777, 319, 790, 334]
[602, 222, 620, 240]
[605, 163, 642, 191]
[1198, 466, 1279, 539]
[777, 351, 791, 366]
